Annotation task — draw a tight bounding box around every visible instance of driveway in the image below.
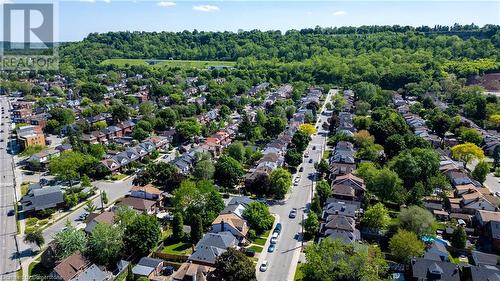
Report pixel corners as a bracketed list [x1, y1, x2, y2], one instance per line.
[256, 90, 335, 281]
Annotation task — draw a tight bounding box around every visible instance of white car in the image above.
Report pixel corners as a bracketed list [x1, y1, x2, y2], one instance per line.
[270, 232, 278, 244]
[294, 177, 300, 185]
[260, 260, 269, 272]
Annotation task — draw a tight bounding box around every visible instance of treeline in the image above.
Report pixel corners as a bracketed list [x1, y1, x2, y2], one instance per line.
[58, 25, 500, 69]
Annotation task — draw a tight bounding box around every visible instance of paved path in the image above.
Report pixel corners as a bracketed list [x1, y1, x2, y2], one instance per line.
[256, 90, 335, 281]
[0, 96, 20, 280]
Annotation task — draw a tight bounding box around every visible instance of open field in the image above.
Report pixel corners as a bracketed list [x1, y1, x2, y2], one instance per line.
[100, 59, 236, 69]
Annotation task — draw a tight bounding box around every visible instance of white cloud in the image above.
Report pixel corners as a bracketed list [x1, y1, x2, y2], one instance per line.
[157, 1, 175, 7]
[333, 10, 347, 16]
[193, 4, 219, 12]
[0, 0, 13, 4]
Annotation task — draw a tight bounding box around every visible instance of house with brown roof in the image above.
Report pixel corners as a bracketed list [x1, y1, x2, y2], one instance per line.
[211, 213, 249, 241]
[172, 262, 214, 281]
[331, 173, 366, 201]
[84, 211, 115, 233]
[130, 184, 162, 201]
[49, 251, 91, 281]
[117, 197, 158, 214]
[475, 210, 500, 227]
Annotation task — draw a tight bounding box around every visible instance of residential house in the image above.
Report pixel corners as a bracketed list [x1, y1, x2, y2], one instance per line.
[409, 258, 460, 281]
[211, 213, 249, 241]
[188, 232, 238, 266]
[21, 185, 64, 212]
[424, 241, 450, 262]
[84, 211, 115, 233]
[132, 257, 164, 280]
[130, 184, 162, 201]
[49, 251, 91, 281]
[117, 197, 158, 214]
[469, 266, 500, 281]
[171, 262, 214, 281]
[331, 173, 366, 201]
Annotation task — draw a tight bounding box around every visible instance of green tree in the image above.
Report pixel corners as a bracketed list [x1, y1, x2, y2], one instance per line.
[193, 159, 215, 180]
[173, 180, 224, 226]
[302, 238, 388, 281]
[24, 229, 45, 250]
[264, 117, 286, 138]
[310, 195, 322, 216]
[225, 141, 246, 163]
[269, 168, 292, 199]
[366, 168, 405, 204]
[124, 214, 161, 256]
[114, 205, 137, 228]
[460, 128, 483, 146]
[88, 222, 124, 266]
[215, 156, 244, 189]
[398, 206, 435, 236]
[472, 160, 490, 184]
[84, 201, 97, 213]
[389, 229, 425, 263]
[190, 214, 203, 245]
[362, 203, 391, 231]
[211, 248, 257, 281]
[451, 226, 467, 249]
[285, 148, 303, 167]
[291, 130, 311, 152]
[389, 148, 440, 191]
[172, 212, 184, 241]
[175, 118, 201, 141]
[53, 225, 88, 259]
[49, 151, 93, 183]
[242, 202, 273, 235]
[304, 212, 319, 240]
[111, 100, 130, 123]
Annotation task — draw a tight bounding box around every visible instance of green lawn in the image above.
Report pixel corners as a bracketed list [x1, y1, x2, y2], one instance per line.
[248, 245, 264, 253]
[28, 259, 50, 281]
[100, 59, 235, 69]
[162, 242, 193, 255]
[254, 237, 267, 246]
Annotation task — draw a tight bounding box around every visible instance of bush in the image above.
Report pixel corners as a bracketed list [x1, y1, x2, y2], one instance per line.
[26, 218, 39, 227]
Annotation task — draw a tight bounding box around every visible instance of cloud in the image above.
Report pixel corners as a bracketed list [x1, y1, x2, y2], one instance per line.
[0, 0, 13, 3]
[157, 1, 175, 7]
[193, 4, 219, 12]
[333, 10, 347, 16]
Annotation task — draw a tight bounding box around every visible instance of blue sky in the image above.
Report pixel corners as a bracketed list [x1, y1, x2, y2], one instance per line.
[3, 1, 500, 41]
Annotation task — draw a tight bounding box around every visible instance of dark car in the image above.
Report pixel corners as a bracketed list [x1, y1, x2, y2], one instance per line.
[274, 223, 282, 234]
[7, 209, 15, 216]
[308, 158, 313, 163]
[245, 249, 256, 257]
[267, 244, 276, 253]
[299, 167, 304, 172]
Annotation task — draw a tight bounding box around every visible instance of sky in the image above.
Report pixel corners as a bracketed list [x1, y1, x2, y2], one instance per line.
[2, 0, 499, 42]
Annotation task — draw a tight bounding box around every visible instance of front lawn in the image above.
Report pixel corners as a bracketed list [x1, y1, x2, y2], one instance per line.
[248, 245, 264, 253]
[162, 242, 193, 255]
[254, 237, 266, 246]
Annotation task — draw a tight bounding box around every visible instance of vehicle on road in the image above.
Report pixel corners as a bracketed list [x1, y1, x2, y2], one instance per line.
[309, 158, 313, 163]
[299, 166, 304, 172]
[76, 212, 89, 221]
[313, 146, 316, 150]
[267, 244, 275, 253]
[293, 177, 300, 186]
[289, 208, 297, 218]
[304, 151, 309, 158]
[274, 223, 282, 234]
[496, 192, 500, 198]
[7, 209, 15, 216]
[260, 260, 269, 272]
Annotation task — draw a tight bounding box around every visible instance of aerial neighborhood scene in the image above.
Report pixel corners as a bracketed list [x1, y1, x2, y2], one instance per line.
[0, 1, 500, 281]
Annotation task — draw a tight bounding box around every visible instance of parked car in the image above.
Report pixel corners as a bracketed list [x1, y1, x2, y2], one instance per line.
[289, 208, 297, 218]
[313, 146, 316, 150]
[294, 177, 300, 186]
[274, 223, 282, 234]
[309, 158, 313, 163]
[304, 151, 309, 158]
[245, 249, 256, 257]
[260, 261, 269, 272]
[267, 244, 275, 253]
[299, 166, 304, 172]
[495, 192, 500, 198]
[7, 209, 15, 216]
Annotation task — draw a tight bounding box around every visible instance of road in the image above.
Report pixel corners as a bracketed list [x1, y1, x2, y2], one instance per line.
[0, 96, 19, 280]
[257, 90, 335, 281]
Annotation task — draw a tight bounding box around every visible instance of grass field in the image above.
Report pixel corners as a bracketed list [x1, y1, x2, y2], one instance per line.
[161, 241, 193, 255]
[100, 59, 236, 69]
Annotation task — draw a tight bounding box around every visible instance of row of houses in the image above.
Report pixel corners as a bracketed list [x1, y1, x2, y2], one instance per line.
[100, 136, 169, 173]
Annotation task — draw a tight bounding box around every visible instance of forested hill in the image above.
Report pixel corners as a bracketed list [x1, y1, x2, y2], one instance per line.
[60, 25, 500, 64]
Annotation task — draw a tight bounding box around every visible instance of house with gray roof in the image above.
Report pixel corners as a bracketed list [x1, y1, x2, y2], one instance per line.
[21, 185, 64, 212]
[132, 257, 163, 279]
[71, 264, 111, 281]
[189, 232, 238, 266]
[409, 258, 460, 281]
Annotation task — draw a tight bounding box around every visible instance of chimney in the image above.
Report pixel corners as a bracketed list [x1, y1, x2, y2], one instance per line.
[221, 219, 225, 232]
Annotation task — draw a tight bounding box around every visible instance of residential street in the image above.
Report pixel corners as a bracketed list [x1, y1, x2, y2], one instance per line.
[256, 90, 335, 281]
[0, 96, 19, 280]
